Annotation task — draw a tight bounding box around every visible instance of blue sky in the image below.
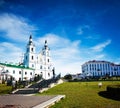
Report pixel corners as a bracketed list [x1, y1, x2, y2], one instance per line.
[0, 0, 120, 76]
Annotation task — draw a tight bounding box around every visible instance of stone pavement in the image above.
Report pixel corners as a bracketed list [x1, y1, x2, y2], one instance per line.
[0, 79, 65, 108]
[0, 94, 65, 108]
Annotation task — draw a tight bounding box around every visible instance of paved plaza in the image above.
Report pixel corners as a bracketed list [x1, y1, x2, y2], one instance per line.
[0, 94, 57, 108]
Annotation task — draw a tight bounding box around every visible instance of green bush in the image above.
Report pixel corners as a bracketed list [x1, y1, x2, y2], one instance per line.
[107, 85, 120, 96]
[0, 84, 12, 94]
[64, 74, 72, 80]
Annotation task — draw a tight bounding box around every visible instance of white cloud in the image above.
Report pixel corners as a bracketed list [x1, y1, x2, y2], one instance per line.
[35, 33, 82, 76]
[0, 42, 23, 63]
[0, 32, 114, 76]
[0, 13, 36, 42]
[91, 39, 111, 52]
[0, 13, 113, 76]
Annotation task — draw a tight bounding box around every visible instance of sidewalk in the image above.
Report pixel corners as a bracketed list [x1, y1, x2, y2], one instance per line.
[0, 95, 65, 108]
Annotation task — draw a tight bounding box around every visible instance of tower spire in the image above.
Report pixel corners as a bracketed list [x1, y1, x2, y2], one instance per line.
[44, 40, 48, 49]
[28, 35, 33, 45]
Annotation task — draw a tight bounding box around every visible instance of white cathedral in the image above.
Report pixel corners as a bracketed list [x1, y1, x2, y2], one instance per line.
[0, 35, 55, 82]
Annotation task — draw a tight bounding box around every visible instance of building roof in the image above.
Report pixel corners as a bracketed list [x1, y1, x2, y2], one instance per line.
[0, 63, 34, 70]
[82, 60, 120, 67]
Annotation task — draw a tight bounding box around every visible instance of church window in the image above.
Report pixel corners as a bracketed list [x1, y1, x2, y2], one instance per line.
[19, 78, 21, 81]
[19, 71, 21, 74]
[32, 64, 34, 67]
[30, 72, 32, 75]
[31, 48, 33, 52]
[25, 72, 27, 75]
[48, 59, 49, 62]
[40, 66, 42, 69]
[48, 73, 50, 76]
[32, 56, 34, 60]
[13, 70, 15, 74]
[6, 70, 9, 72]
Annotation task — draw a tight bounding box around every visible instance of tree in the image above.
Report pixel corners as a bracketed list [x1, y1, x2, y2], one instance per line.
[64, 74, 72, 80]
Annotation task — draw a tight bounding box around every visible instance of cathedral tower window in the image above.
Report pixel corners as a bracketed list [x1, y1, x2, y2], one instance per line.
[32, 56, 34, 60]
[48, 59, 49, 62]
[48, 73, 50, 76]
[40, 66, 42, 69]
[31, 48, 33, 52]
[13, 70, 15, 74]
[19, 71, 21, 74]
[32, 64, 34, 67]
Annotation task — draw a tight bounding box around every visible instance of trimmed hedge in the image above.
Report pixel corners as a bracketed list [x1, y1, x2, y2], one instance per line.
[107, 85, 120, 97]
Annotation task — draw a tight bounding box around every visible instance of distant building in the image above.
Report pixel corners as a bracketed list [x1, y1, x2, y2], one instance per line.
[82, 60, 120, 77]
[71, 73, 84, 80]
[0, 35, 55, 82]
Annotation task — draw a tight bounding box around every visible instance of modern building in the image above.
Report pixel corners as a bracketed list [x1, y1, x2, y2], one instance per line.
[0, 35, 55, 82]
[82, 60, 120, 77]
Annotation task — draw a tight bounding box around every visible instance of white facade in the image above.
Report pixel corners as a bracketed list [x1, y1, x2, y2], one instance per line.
[0, 63, 34, 81]
[0, 35, 54, 82]
[23, 35, 54, 79]
[82, 60, 120, 77]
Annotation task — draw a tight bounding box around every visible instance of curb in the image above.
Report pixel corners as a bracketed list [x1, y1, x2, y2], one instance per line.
[33, 95, 65, 108]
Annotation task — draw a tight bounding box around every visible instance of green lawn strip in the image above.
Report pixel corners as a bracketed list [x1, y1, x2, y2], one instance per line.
[38, 81, 120, 108]
[0, 84, 12, 94]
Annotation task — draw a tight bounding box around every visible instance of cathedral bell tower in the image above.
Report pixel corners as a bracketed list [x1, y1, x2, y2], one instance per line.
[23, 35, 36, 68]
[41, 40, 53, 79]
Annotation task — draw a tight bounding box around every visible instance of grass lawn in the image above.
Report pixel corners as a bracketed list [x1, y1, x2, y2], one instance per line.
[0, 84, 12, 95]
[38, 81, 120, 108]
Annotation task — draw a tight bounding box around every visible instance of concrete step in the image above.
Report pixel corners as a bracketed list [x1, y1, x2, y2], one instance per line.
[33, 95, 65, 108]
[14, 88, 39, 94]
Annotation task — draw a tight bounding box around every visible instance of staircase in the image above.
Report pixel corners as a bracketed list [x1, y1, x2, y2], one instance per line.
[14, 75, 61, 94]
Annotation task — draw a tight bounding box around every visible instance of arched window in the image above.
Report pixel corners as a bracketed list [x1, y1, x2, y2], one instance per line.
[31, 48, 33, 52]
[32, 64, 34, 67]
[48, 73, 50, 76]
[32, 56, 34, 60]
[40, 66, 42, 69]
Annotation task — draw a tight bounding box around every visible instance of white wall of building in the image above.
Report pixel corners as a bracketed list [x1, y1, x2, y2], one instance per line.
[82, 60, 120, 77]
[0, 64, 34, 81]
[23, 36, 54, 80]
[0, 36, 55, 81]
